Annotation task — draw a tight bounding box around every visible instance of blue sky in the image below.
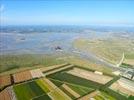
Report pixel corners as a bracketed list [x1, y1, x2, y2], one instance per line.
[0, 0, 134, 26]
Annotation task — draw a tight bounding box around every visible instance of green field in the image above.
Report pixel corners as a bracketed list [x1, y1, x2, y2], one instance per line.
[36, 78, 72, 100]
[36, 79, 50, 93]
[66, 83, 94, 96]
[48, 78, 77, 99]
[60, 86, 76, 99]
[125, 53, 134, 59]
[49, 78, 63, 87]
[94, 91, 116, 100]
[49, 78, 94, 98]
[33, 94, 51, 100]
[47, 71, 102, 89]
[49, 89, 68, 100]
[0, 54, 65, 74]
[13, 81, 46, 100]
[122, 53, 134, 67]
[120, 63, 134, 68]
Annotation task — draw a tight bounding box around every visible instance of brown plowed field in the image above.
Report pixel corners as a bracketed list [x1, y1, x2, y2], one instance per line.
[13, 70, 32, 83]
[0, 88, 12, 100]
[0, 75, 11, 88]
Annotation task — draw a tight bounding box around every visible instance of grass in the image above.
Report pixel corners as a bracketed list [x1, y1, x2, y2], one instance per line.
[47, 70, 120, 100]
[67, 84, 94, 96]
[49, 90, 65, 100]
[94, 95, 105, 100]
[49, 78, 63, 87]
[36, 78, 54, 91]
[48, 88, 71, 100]
[128, 96, 134, 100]
[73, 38, 134, 65]
[94, 92, 116, 100]
[49, 78, 94, 98]
[37, 78, 71, 100]
[66, 56, 114, 76]
[125, 53, 134, 59]
[101, 92, 116, 100]
[120, 63, 133, 68]
[102, 88, 127, 100]
[28, 81, 45, 95]
[47, 72, 101, 89]
[36, 79, 50, 93]
[32, 94, 51, 100]
[0, 54, 65, 74]
[60, 86, 76, 99]
[13, 81, 45, 100]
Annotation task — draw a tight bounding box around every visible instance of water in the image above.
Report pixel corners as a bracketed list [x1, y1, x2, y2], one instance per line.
[0, 25, 133, 54]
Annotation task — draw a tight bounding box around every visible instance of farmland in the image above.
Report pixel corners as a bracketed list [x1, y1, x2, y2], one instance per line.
[46, 65, 133, 100]
[30, 69, 44, 78]
[0, 75, 11, 89]
[61, 84, 81, 98]
[121, 53, 134, 68]
[47, 70, 103, 89]
[0, 87, 14, 100]
[13, 81, 45, 100]
[93, 91, 116, 100]
[33, 94, 51, 100]
[0, 63, 133, 100]
[42, 78, 72, 100]
[110, 78, 134, 96]
[36, 79, 50, 93]
[13, 70, 32, 83]
[0, 15, 134, 100]
[67, 67, 113, 84]
[66, 83, 94, 96]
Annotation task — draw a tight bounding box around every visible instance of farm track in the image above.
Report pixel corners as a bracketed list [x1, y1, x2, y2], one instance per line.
[75, 50, 130, 72]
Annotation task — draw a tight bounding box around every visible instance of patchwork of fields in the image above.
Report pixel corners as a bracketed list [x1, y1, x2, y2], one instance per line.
[67, 68, 113, 84]
[13, 81, 48, 100]
[110, 78, 134, 97]
[46, 66, 119, 100]
[0, 63, 133, 100]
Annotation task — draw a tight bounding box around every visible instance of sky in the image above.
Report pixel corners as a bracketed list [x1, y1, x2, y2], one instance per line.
[0, 0, 134, 26]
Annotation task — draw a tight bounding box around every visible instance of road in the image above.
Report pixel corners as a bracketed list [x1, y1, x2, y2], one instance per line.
[71, 49, 132, 73]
